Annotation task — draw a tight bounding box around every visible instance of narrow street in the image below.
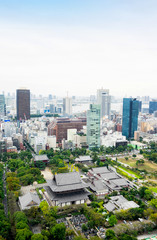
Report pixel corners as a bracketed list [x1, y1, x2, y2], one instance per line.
[2, 166, 8, 217]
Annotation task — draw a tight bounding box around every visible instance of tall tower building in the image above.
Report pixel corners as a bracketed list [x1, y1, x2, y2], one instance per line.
[16, 89, 30, 120]
[149, 100, 157, 114]
[0, 94, 6, 117]
[122, 98, 139, 139]
[97, 88, 111, 119]
[87, 104, 101, 150]
[63, 97, 72, 116]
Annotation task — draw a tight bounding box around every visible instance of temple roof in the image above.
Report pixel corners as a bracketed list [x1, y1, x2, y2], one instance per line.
[47, 172, 89, 193]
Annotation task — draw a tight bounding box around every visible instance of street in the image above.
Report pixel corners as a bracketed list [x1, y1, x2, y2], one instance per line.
[2, 167, 8, 217]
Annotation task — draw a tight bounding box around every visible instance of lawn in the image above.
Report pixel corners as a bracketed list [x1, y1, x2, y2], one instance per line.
[149, 187, 157, 193]
[118, 157, 157, 173]
[118, 166, 142, 179]
[116, 168, 134, 181]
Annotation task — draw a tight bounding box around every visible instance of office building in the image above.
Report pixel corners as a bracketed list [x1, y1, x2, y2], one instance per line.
[63, 97, 72, 116]
[122, 98, 139, 139]
[154, 111, 157, 118]
[149, 101, 157, 114]
[139, 101, 142, 112]
[16, 89, 30, 120]
[0, 94, 5, 117]
[50, 104, 55, 113]
[97, 88, 111, 119]
[87, 104, 101, 150]
[48, 118, 86, 143]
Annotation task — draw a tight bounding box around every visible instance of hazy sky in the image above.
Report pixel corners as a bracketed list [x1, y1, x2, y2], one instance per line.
[0, 0, 157, 98]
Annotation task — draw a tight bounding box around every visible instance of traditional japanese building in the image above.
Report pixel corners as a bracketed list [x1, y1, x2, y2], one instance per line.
[44, 172, 90, 207]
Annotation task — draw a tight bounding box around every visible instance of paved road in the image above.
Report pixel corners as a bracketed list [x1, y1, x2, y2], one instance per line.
[2, 167, 8, 217]
[66, 217, 79, 236]
[137, 231, 157, 240]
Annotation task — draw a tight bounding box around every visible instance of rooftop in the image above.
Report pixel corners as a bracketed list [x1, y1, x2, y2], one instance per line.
[34, 154, 49, 161]
[47, 172, 89, 193]
[19, 192, 40, 210]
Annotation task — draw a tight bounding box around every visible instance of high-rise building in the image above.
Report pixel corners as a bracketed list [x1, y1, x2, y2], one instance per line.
[149, 100, 157, 114]
[63, 97, 72, 116]
[122, 98, 139, 139]
[97, 88, 111, 119]
[48, 94, 53, 100]
[16, 89, 30, 120]
[87, 104, 101, 150]
[50, 104, 55, 113]
[139, 101, 142, 112]
[48, 117, 86, 143]
[0, 94, 6, 117]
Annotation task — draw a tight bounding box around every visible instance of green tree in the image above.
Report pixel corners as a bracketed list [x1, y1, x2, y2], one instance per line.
[35, 161, 46, 169]
[0, 219, 11, 239]
[31, 234, 45, 240]
[6, 176, 21, 191]
[105, 229, 117, 240]
[144, 189, 153, 200]
[82, 224, 88, 232]
[149, 199, 157, 209]
[14, 211, 27, 224]
[51, 223, 66, 240]
[15, 228, 33, 240]
[16, 221, 29, 229]
[120, 234, 137, 240]
[39, 201, 49, 216]
[108, 215, 117, 227]
[74, 236, 87, 240]
[150, 213, 157, 224]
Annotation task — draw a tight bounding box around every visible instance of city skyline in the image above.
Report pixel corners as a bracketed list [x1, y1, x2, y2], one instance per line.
[0, 1, 157, 97]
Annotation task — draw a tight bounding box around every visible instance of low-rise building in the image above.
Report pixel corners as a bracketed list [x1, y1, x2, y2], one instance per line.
[34, 154, 49, 164]
[75, 155, 92, 164]
[104, 195, 139, 212]
[89, 179, 109, 198]
[19, 192, 41, 210]
[88, 166, 131, 192]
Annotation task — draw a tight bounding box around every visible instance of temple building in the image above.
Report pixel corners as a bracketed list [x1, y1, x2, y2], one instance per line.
[44, 172, 90, 207]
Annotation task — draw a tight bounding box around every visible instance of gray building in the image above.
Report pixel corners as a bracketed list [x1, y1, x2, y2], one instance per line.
[97, 88, 111, 119]
[19, 192, 41, 210]
[45, 172, 90, 207]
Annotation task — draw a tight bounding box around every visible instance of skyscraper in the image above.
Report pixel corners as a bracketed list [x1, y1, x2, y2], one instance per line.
[16, 89, 30, 120]
[87, 104, 101, 150]
[0, 94, 5, 117]
[63, 97, 72, 116]
[122, 98, 139, 139]
[149, 100, 157, 114]
[97, 88, 111, 119]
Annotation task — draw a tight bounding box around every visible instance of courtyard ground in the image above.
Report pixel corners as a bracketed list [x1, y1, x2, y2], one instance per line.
[41, 167, 53, 180]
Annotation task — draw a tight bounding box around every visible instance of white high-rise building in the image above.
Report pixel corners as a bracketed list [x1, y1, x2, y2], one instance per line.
[87, 104, 101, 150]
[97, 88, 111, 119]
[63, 97, 72, 116]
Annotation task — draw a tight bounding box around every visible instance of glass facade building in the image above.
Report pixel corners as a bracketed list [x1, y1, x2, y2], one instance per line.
[122, 98, 139, 139]
[0, 94, 5, 117]
[87, 104, 101, 150]
[149, 101, 157, 114]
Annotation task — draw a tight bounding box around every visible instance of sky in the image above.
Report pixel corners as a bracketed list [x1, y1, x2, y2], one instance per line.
[0, 0, 157, 98]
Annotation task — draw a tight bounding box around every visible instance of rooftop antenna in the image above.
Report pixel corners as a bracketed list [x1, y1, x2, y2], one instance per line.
[67, 91, 68, 97]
